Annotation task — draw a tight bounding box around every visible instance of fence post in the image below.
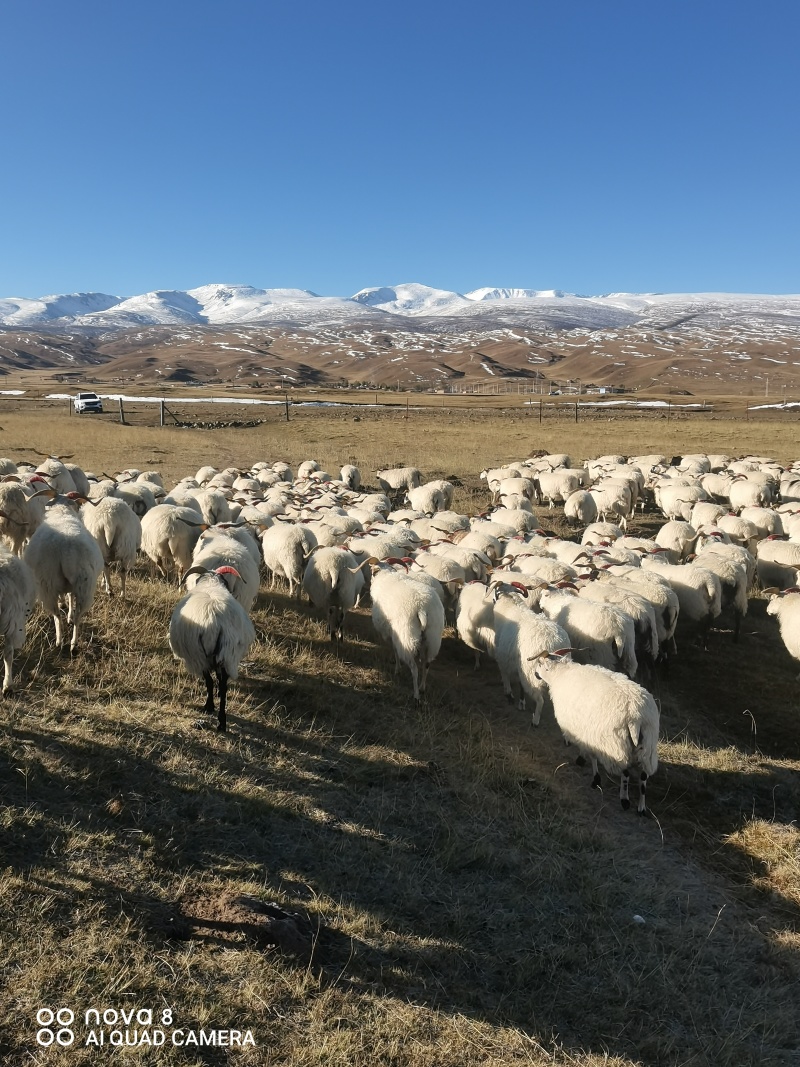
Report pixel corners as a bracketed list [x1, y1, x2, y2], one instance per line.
[406, 395, 409, 417]
[746, 404, 749, 422]
[284, 393, 290, 422]
[667, 400, 671, 421]
[539, 400, 543, 423]
[160, 400, 165, 427]
[575, 401, 579, 423]
[118, 397, 125, 424]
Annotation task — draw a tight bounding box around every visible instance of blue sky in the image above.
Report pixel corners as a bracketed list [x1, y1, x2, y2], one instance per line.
[2, 0, 799, 297]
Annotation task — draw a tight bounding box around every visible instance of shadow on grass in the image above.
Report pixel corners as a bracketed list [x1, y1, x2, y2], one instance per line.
[2, 661, 800, 1067]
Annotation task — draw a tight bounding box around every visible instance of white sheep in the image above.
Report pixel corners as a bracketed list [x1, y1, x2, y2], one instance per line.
[538, 588, 638, 678]
[260, 521, 317, 596]
[24, 497, 104, 651]
[691, 546, 749, 641]
[641, 555, 722, 649]
[407, 482, 447, 514]
[169, 565, 256, 732]
[369, 563, 445, 702]
[302, 546, 364, 640]
[141, 504, 208, 579]
[564, 489, 598, 527]
[765, 588, 800, 679]
[340, 464, 361, 490]
[81, 495, 142, 597]
[0, 546, 36, 693]
[576, 581, 659, 675]
[490, 584, 570, 724]
[589, 485, 631, 529]
[728, 476, 770, 511]
[455, 581, 498, 668]
[190, 534, 261, 612]
[533, 654, 659, 813]
[756, 537, 800, 590]
[375, 467, 422, 494]
[0, 482, 32, 556]
[189, 488, 233, 526]
[534, 469, 582, 509]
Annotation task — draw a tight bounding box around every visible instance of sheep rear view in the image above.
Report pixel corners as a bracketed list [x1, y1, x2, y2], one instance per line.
[370, 566, 445, 702]
[24, 501, 104, 652]
[534, 655, 659, 813]
[169, 566, 256, 732]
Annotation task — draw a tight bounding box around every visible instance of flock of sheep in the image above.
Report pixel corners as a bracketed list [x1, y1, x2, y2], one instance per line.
[0, 449, 799, 816]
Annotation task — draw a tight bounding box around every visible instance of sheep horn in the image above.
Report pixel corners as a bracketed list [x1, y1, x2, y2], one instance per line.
[181, 565, 209, 584]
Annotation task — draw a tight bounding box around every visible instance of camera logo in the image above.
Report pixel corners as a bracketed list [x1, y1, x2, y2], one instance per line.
[36, 1008, 75, 1046]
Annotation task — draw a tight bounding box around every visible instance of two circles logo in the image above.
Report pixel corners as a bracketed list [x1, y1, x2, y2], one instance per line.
[37, 1008, 75, 1046]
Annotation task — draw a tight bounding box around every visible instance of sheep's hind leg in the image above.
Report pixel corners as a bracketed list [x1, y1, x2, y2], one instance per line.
[620, 768, 631, 810]
[2, 647, 14, 695]
[202, 671, 215, 716]
[637, 771, 648, 815]
[216, 667, 228, 732]
[591, 757, 601, 789]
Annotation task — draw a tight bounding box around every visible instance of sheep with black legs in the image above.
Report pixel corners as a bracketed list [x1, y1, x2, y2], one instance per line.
[169, 565, 256, 732]
[0, 546, 36, 693]
[24, 494, 104, 652]
[533, 652, 660, 813]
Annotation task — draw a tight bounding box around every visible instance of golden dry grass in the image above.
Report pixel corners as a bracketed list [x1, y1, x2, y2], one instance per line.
[0, 411, 799, 1065]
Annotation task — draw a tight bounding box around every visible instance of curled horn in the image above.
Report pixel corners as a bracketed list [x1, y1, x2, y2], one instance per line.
[303, 545, 321, 560]
[555, 581, 579, 590]
[347, 555, 379, 573]
[529, 646, 574, 661]
[509, 581, 529, 597]
[181, 565, 209, 585]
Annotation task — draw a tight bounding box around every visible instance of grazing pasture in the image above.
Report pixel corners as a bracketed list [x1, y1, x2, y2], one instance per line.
[0, 408, 799, 1066]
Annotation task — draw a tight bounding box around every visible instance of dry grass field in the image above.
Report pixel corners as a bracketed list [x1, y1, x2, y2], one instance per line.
[1, 409, 799, 1066]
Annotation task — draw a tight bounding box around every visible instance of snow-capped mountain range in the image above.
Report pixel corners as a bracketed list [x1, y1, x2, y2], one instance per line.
[2, 282, 800, 333]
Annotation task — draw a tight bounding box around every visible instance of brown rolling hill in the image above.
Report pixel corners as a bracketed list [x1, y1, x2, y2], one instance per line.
[0, 314, 798, 399]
